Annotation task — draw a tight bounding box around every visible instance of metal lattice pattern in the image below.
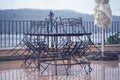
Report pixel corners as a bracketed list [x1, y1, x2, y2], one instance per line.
[8, 11, 93, 76]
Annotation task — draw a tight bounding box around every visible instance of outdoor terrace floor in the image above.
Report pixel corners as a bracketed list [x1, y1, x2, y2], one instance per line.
[0, 47, 120, 80]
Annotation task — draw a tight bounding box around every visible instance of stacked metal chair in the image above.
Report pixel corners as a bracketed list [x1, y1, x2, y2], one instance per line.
[8, 11, 93, 77]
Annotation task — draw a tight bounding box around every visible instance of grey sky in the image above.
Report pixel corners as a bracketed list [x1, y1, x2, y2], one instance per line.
[0, 0, 120, 15]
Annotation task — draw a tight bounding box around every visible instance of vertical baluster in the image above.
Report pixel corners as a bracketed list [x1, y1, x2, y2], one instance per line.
[109, 24, 111, 41]
[116, 22, 118, 34]
[114, 22, 116, 35]
[109, 24, 111, 44]
[0, 20, 2, 47]
[86, 21, 88, 33]
[2, 20, 3, 47]
[89, 21, 92, 44]
[105, 27, 106, 45]
[96, 26, 98, 44]
[94, 26, 96, 45]
[23, 21, 25, 35]
[34, 21, 36, 42]
[5, 20, 8, 47]
[118, 22, 120, 33]
[97, 26, 99, 45]
[21, 21, 24, 42]
[100, 27, 102, 45]
[91, 21, 94, 44]
[12, 21, 14, 47]
[8, 20, 10, 47]
[4, 20, 6, 47]
[88, 21, 91, 43]
[9, 21, 12, 47]
[18, 21, 21, 43]
[106, 27, 108, 45]
[115, 22, 118, 44]
[84, 21, 87, 41]
[88, 21, 91, 33]
[15, 21, 17, 46]
[116, 22, 119, 44]
[111, 22, 113, 36]
[26, 21, 29, 34]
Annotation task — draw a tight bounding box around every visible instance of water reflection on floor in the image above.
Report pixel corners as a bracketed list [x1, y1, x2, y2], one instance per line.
[0, 61, 120, 80]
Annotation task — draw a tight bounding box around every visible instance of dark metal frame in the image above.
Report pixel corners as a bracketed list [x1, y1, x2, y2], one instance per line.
[7, 11, 95, 76]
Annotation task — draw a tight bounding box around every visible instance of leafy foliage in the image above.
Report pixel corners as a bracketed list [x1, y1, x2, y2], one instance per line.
[107, 33, 120, 44]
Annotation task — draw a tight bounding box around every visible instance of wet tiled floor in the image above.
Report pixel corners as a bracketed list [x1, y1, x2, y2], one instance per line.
[0, 58, 120, 80]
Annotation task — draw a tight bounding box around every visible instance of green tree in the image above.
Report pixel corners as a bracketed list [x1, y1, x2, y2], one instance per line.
[107, 33, 120, 44]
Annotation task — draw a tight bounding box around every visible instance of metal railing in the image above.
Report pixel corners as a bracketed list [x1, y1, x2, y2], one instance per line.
[0, 20, 120, 48]
[0, 20, 31, 47]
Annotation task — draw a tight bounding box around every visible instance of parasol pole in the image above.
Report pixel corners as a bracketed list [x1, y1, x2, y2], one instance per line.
[101, 27, 105, 57]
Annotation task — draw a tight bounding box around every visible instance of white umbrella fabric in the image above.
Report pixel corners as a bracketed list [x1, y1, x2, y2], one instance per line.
[94, 0, 112, 57]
